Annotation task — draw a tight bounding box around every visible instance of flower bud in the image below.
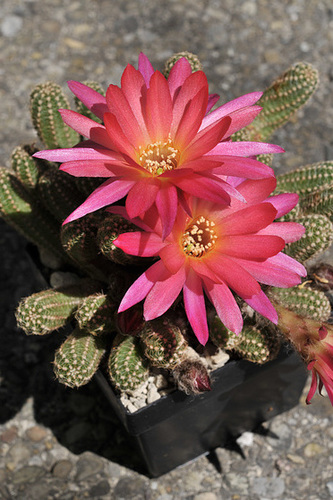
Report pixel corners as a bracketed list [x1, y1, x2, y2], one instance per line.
[173, 359, 211, 395]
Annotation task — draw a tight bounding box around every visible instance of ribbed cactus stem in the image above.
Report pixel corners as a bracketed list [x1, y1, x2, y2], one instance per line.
[284, 214, 333, 262]
[0, 167, 65, 259]
[139, 317, 188, 370]
[268, 285, 331, 322]
[60, 214, 101, 264]
[245, 62, 318, 141]
[74, 81, 105, 122]
[30, 82, 79, 149]
[16, 279, 101, 335]
[209, 315, 242, 350]
[97, 214, 143, 265]
[108, 333, 149, 393]
[54, 327, 107, 388]
[75, 293, 116, 335]
[74, 177, 104, 197]
[11, 145, 44, 190]
[37, 168, 84, 223]
[232, 326, 281, 364]
[276, 162, 333, 196]
[164, 51, 203, 78]
[299, 189, 333, 219]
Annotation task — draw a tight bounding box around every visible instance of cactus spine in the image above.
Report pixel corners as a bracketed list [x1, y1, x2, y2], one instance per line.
[75, 293, 116, 335]
[54, 327, 107, 388]
[11, 145, 44, 190]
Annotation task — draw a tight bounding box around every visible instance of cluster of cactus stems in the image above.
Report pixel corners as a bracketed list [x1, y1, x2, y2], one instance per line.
[2, 52, 333, 405]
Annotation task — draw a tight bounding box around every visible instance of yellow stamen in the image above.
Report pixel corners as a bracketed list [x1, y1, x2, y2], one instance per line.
[138, 135, 180, 176]
[182, 215, 217, 258]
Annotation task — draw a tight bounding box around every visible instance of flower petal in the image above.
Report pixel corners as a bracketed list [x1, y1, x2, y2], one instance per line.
[171, 71, 208, 133]
[267, 193, 299, 218]
[167, 57, 193, 100]
[210, 156, 275, 179]
[114, 231, 164, 256]
[143, 266, 186, 320]
[144, 71, 173, 142]
[67, 81, 108, 121]
[243, 289, 278, 324]
[159, 243, 186, 274]
[231, 256, 303, 287]
[182, 116, 232, 162]
[59, 160, 120, 177]
[59, 109, 111, 148]
[206, 93, 220, 114]
[208, 141, 284, 157]
[138, 52, 154, 87]
[220, 235, 285, 260]
[173, 87, 208, 149]
[174, 173, 231, 205]
[155, 183, 178, 240]
[220, 203, 277, 235]
[103, 112, 137, 159]
[268, 252, 307, 277]
[204, 278, 243, 334]
[183, 269, 209, 345]
[63, 178, 135, 223]
[125, 179, 159, 218]
[257, 221, 305, 243]
[121, 64, 149, 137]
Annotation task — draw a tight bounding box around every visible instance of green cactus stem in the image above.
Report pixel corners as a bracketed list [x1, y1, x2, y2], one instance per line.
[299, 189, 333, 220]
[245, 62, 318, 142]
[0, 167, 65, 259]
[60, 213, 101, 264]
[74, 177, 104, 197]
[10, 145, 45, 190]
[139, 317, 188, 370]
[54, 327, 107, 388]
[74, 81, 105, 122]
[16, 279, 101, 336]
[108, 333, 149, 393]
[30, 82, 79, 149]
[284, 214, 333, 262]
[164, 51, 203, 78]
[37, 168, 85, 223]
[96, 214, 143, 265]
[233, 325, 281, 364]
[275, 162, 333, 196]
[75, 293, 116, 335]
[209, 316, 241, 350]
[267, 285, 331, 322]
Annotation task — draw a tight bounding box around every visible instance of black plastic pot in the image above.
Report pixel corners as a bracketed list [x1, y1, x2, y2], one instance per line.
[96, 347, 307, 477]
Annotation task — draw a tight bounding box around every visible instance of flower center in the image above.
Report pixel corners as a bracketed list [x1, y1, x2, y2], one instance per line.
[138, 136, 180, 176]
[182, 216, 218, 258]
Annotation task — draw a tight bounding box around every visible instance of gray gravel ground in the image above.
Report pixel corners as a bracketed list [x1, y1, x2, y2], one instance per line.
[1, 0, 333, 498]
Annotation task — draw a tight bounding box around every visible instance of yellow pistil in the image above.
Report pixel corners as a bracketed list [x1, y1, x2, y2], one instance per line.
[182, 216, 218, 258]
[138, 136, 180, 176]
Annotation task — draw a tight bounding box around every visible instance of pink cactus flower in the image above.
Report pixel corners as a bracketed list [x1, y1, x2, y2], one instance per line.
[112, 178, 306, 344]
[34, 53, 283, 237]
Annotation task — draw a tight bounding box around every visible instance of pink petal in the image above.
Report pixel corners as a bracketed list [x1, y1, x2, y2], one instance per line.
[174, 87, 208, 149]
[118, 260, 165, 312]
[221, 203, 277, 235]
[200, 91, 263, 131]
[268, 252, 307, 277]
[103, 112, 137, 159]
[182, 116, 232, 162]
[183, 269, 209, 345]
[237, 178, 277, 204]
[206, 93, 220, 114]
[143, 71, 173, 142]
[204, 278, 243, 334]
[125, 179, 159, 218]
[257, 221, 305, 243]
[244, 289, 278, 324]
[34, 146, 122, 162]
[138, 52, 154, 87]
[174, 173, 231, 205]
[206, 255, 261, 298]
[167, 57, 193, 100]
[210, 156, 275, 179]
[63, 178, 135, 224]
[106, 84, 148, 147]
[59, 109, 111, 148]
[106, 205, 154, 233]
[159, 243, 186, 274]
[67, 80, 108, 121]
[230, 256, 302, 287]
[144, 266, 186, 320]
[267, 193, 299, 218]
[171, 71, 208, 133]
[114, 231, 164, 256]
[222, 106, 262, 137]
[306, 370, 318, 404]
[220, 235, 285, 260]
[121, 64, 149, 136]
[59, 160, 120, 177]
[208, 141, 285, 157]
[155, 184, 178, 240]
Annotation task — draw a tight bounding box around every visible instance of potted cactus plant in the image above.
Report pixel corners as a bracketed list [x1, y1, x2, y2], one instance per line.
[1, 52, 333, 476]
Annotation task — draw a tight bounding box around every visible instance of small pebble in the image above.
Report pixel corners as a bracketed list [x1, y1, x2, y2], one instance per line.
[194, 493, 218, 500]
[1, 426, 18, 444]
[1, 15, 23, 37]
[26, 426, 47, 442]
[52, 460, 73, 479]
[303, 443, 325, 457]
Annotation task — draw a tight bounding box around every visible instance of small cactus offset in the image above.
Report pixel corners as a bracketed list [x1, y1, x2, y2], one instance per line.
[97, 214, 143, 265]
[75, 293, 116, 335]
[37, 168, 85, 223]
[267, 285, 331, 322]
[108, 333, 149, 392]
[74, 81, 105, 122]
[60, 213, 101, 264]
[139, 317, 188, 370]
[0, 167, 65, 259]
[231, 325, 281, 364]
[16, 279, 101, 335]
[284, 214, 333, 262]
[54, 327, 108, 388]
[30, 82, 80, 149]
[163, 51, 203, 78]
[245, 62, 318, 141]
[209, 315, 242, 350]
[11, 145, 45, 190]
